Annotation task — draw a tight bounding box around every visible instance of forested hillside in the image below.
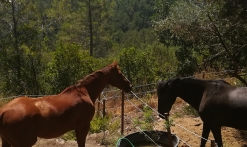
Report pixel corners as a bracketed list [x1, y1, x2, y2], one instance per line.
[0, 0, 246, 96]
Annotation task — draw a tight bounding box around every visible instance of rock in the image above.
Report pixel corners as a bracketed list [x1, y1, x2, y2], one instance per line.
[56, 138, 65, 145]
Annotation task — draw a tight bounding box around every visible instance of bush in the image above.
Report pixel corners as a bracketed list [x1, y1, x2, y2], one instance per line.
[183, 105, 198, 117]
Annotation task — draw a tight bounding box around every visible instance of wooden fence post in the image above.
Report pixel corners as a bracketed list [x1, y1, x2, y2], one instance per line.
[97, 95, 101, 116]
[103, 99, 106, 117]
[121, 90, 124, 135]
[203, 71, 205, 79]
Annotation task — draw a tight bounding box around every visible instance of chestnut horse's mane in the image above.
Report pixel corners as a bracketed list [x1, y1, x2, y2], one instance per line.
[60, 62, 119, 94]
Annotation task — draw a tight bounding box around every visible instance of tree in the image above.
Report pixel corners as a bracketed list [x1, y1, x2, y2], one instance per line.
[88, 0, 93, 56]
[0, 0, 46, 95]
[45, 43, 85, 93]
[111, 0, 158, 50]
[88, 0, 116, 57]
[155, 0, 247, 85]
[43, 43, 107, 94]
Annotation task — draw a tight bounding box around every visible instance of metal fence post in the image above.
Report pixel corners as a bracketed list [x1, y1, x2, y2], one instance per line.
[97, 95, 100, 116]
[103, 99, 106, 117]
[121, 90, 124, 135]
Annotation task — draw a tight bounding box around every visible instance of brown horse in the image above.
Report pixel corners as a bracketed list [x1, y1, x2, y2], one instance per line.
[0, 61, 132, 147]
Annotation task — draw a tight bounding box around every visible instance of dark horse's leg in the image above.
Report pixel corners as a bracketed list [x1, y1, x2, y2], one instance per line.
[200, 123, 210, 147]
[211, 126, 223, 147]
[1, 138, 11, 147]
[75, 122, 90, 147]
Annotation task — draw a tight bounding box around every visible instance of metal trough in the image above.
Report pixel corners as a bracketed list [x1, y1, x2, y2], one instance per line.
[117, 130, 179, 147]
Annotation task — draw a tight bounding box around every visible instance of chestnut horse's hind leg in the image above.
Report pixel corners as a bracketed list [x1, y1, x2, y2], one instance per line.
[75, 122, 90, 147]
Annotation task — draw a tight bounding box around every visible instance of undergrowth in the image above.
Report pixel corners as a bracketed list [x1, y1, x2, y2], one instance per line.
[133, 105, 155, 131]
[183, 105, 199, 117]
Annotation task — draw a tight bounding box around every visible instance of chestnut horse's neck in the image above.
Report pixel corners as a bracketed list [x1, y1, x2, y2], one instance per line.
[76, 70, 109, 103]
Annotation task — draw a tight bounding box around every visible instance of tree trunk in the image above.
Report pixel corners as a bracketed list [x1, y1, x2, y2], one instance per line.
[88, 0, 93, 56]
[11, 0, 22, 94]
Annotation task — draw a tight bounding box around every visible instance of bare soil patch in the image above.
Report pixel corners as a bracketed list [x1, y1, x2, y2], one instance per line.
[20, 117, 247, 147]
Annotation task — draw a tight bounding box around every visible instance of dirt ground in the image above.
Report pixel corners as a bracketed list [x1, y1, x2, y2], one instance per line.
[31, 116, 247, 147]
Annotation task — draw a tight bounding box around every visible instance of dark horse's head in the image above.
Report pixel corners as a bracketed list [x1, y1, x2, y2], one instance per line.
[157, 78, 180, 119]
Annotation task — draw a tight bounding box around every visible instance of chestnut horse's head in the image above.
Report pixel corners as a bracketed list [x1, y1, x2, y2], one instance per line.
[107, 61, 132, 92]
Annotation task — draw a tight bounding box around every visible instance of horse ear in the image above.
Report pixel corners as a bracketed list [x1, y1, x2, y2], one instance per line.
[157, 81, 165, 91]
[157, 79, 164, 88]
[111, 61, 118, 68]
[113, 61, 118, 65]
[108, 61, 119, 71]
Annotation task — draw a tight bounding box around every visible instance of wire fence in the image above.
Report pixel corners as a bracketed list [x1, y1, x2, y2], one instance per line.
[0, 70, 246, 146]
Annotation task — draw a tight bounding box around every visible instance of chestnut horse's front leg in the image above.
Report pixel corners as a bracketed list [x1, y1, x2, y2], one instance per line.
[75, 122, 90, 147]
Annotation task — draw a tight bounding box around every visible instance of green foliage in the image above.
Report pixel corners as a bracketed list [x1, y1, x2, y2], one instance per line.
[42, 43, 107, 94]
[176, 46, 198, 76]
[183, 105, 199, 117]
[90, 114, 112, 134]
[155, 0, 247, 84]
[0, 0, 180, 95]
[118, 47, 156, 85]
[61, 130, 76, 141]
[43, 43, 83, 93]
[117, 45, 177, 85]
[133, 106, 155, 131]
[1, 0, 246, 96]
[164, 117, 175, 129]
[89, 113, 121, 146]
[113, 0, 155, 32]
[143, 106, 155, 130]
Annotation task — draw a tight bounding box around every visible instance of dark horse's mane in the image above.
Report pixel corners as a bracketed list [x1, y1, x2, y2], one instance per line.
[179, 77, 231, 85]
[158, 77, 232, 89]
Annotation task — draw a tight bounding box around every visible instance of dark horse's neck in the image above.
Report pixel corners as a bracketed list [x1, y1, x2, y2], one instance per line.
[177, 78, 206, 111]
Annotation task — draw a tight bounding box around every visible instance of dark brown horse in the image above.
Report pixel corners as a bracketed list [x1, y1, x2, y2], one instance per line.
[0, 61, 132, 147]
[157, 77, 247, 147]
